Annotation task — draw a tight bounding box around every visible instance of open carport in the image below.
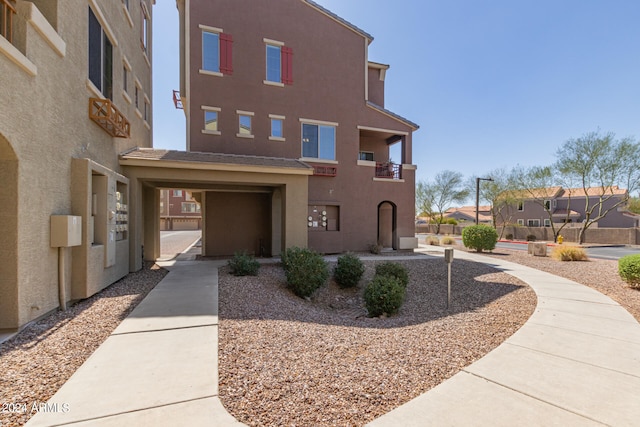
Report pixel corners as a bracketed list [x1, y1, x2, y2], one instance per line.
[120, 148, 312, 270]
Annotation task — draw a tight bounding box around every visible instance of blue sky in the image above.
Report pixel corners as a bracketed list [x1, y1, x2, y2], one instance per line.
[153, 0, 640, 184]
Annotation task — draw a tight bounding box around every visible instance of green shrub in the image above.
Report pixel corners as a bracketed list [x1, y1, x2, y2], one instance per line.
[526, 234, 537, 242]
[334, 253, 365, 288]
[369, 242, 383, 254]
[440, 236, 455, 245]
[228, 251, 260, 276]
[551, 246, 588, 261]
[618, 254, 640, 288]
[505, 233, 514, 240]
[462, 225, 498, 253]
[364, 275, 406, 317]
[375, 262, 409, 288]
[426, 236, 440, 246]
[282, 247, 329, 298]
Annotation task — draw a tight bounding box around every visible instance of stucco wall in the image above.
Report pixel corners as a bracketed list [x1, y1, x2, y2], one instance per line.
[0, 0, 152, 329]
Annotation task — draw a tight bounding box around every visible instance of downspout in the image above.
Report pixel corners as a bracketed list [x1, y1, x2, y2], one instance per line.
[58, 247, 67, 310]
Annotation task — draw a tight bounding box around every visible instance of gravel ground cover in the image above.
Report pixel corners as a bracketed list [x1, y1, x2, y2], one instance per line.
[479, 248, 640, 322]
[0, 263, 167, 427]
[218, 258, 536, 426]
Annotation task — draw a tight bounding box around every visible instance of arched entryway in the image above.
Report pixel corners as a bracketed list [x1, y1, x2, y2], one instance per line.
[377, 201, 397, 250]
[0, 134, 19, 329]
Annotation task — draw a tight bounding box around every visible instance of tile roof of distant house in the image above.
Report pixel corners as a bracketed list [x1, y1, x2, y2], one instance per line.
[119, 148, 313, 170]
[446, 205, 491, 214]
[304, 0, 374, 42]
[562, 186, 627, 197]
[366, 101, 420, 130]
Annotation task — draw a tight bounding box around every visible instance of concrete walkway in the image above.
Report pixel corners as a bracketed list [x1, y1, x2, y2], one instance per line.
[26, 245, 640, 426]
[26, 258, 244, 427]
[367, 246, 640, 426]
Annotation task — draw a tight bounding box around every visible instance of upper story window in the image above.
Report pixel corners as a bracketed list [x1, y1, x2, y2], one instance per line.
[264, 39, 293, 86]
[1, 0, 16, 44]
[172, 190, 183, 197]
[88, 7, 113, 99]
[236, 110, 254, 138]
[517, 201, 524, 211]
[200, 25, 233, 75]
[302, 122, 336, 161]
[182, 202, 200, 213]
[140, 2, 150, 55]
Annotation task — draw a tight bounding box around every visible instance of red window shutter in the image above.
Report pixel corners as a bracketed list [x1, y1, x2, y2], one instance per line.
[220, 33, 233, 75]
[281, 46, 293, 85]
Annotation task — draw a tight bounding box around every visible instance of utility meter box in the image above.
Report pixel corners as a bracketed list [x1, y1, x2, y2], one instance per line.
[444, 248, 454, 263]
[51, 215, 82, 247]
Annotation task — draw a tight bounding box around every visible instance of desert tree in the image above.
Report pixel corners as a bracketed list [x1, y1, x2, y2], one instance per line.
[555, 131, 640, 243]
[416, 170, 469, 234]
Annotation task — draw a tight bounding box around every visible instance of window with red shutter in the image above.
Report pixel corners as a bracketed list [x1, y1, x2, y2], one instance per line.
[281, 46, 293, 85]
[220, 33, 233, 75]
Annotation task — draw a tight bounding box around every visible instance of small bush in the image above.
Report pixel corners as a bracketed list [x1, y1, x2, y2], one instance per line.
[369, 242, 383, 254]
[551, 246, 588, 262]
[228, 251, 260, 276]
[440, 236, 455, 245]
[505, 233, 514, 240]
[619, 254, 640, 288]
[462, 225, 498, 252]
[526, 234, 537, 242]
[334, 252, 365, 288]
[375, 262, 409, 288]
[364, 275, 406, 317]
[282, 247, 329, 298]
[426, 236, 440, 246]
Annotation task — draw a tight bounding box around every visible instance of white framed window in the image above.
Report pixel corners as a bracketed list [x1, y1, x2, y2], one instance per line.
[301, 120, 337, 161]
[200, 24, 232, 76]
[517, 219, 524, 226]
[544, 199, 551, 210]
[172, 190, 182, 197]
[527, 219, 540, 227]
[517, 201, 524, 211]
[201, 106, 221, 135]
[236, 110, 254, 138]
[182, 202, 200, 213]
[88, 7, 113, 99]
[143, 95, 150, 123]
[269, 114, 285, 141]
[140, 2, 150, 55]
[264, 38, 292, 86]
[359, 151, 374, 161]
[544, 219, 551, 227]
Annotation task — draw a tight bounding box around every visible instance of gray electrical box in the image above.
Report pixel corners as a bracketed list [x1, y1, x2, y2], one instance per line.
[444, 248, 454, 263]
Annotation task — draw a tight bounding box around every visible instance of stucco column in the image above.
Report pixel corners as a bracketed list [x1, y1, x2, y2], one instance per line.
[143, 186, 160, 262]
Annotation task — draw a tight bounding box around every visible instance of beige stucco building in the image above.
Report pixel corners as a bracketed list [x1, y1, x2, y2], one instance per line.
[0, 0, 153, 330]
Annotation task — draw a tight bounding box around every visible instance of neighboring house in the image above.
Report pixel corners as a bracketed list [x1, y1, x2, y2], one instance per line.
[445, 206, 492, 225]
[160, 189, 202, 230]
[495, 186, 640, 228]
[0, 0, 153, 331]
[137, 0, 418, 256]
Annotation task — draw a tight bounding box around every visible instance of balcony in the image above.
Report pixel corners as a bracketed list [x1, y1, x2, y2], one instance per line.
[375, 162, 401, 180]
[89, 98, 130, 138]
[312, 165, 337, 177]
[1, 0, 16, 44]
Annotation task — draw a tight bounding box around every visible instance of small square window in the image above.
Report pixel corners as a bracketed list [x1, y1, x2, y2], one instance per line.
[239, 115, 252, 135]
[359, 152, 374, 161]
[205, 111, 218, 131]
[271, 118, 283, 138]
[172, 190, 183, 197]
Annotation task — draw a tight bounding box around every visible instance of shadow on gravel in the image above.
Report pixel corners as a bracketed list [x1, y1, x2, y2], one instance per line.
[219, 258, 532, 329]
[0, 263, 167, 356]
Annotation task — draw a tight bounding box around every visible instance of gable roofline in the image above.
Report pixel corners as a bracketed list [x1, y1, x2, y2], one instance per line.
[366, 101, 419, 131]
[303, 0, 374, 44]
